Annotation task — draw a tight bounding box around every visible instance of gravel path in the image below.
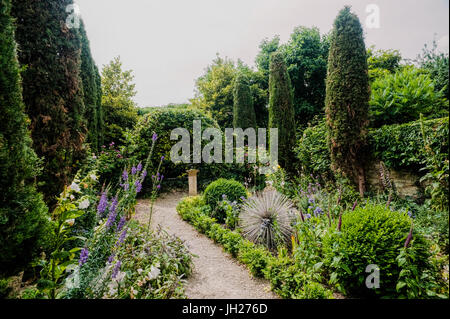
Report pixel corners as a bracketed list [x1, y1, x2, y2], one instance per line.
[134, 191, 278, 299]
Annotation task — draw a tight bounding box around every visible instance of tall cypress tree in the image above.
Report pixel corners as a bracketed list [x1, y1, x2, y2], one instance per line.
[0, 0, 50, 275]
[325, 6, 370, 196]
[79, 19, 103, 152]
[268, 52, 296, 170]
[11, 0, 87, 202]
[233, 73, 257, 129]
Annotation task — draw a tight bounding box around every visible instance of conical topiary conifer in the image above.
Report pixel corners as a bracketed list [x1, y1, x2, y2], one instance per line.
[268, 52, 296, 170]
[233, 73, 257, 129]
[325, 6, 370, 196]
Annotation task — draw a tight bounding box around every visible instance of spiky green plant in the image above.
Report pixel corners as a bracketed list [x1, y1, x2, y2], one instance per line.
[239, 191, 295, 250]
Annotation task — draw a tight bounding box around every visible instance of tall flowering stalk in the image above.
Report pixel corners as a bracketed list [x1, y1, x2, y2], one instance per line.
[146, 154, 165, 235]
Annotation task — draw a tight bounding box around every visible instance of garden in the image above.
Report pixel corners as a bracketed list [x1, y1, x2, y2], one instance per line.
[0, 1, 449, 300]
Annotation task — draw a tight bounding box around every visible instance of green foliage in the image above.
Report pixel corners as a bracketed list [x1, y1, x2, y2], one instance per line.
[79, 20, 103, 152]
[233, 73, 257, 129]
[192, 55, 267, 129]
[419, 115, 449, 212]
[416, 40, 449, 100]
[109, 221, 192, 299]
[203, 178, 247, 213]
[176, 196, 334, 299]
[295, 119, 332, 180]
[280, 26, 330, 127]
[128, 108, 224, 191]
[237, 240, 272, 278]
[268, 52, 296, 170]
[11, 0, 87, 202]
[256, 28, 329, 128]
[323, 204, 435, 297]
[367, 46, 402, 82]
[0, 0, 51, 276]
[101, 56, 138, 146]
[0, 278, 12, 299]
[396, 241, 448, 299]
[369, 117, 449, 170]
[325, 6, 370, 194]
[37, 187, 88, 299]
[191, 56, 237, 128]
[369, 66, 448, 127]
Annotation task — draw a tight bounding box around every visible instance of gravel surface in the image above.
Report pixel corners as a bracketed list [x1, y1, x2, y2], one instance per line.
[134, 191, 278, 299]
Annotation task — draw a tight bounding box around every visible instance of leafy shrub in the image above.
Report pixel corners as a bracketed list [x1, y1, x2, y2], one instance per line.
[127, 108, 221, 192]
[323, 204, 432, 297]
[0, 278, 11, 299]
[204, 178, 247, 216]
[369, 66, 449, 127]
[239, 191, 295, 250]
[295, 119, 332, 181]
[369, 117, 448, 170]
[237, 240, 272, 278]
[110, 221, 192, 299]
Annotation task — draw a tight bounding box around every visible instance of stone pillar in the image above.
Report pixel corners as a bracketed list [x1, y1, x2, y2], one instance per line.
[187, 169, 199, 196]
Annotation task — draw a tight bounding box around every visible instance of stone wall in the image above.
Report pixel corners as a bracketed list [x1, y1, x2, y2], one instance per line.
[365, 161, 425, 198]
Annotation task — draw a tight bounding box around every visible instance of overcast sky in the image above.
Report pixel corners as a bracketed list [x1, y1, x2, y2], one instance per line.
[75, 0, 449, 107]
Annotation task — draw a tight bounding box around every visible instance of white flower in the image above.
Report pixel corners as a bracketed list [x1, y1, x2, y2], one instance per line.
[147, 265, 160, 280]
[137, 268, 143, 274]
[70, 182, 81, 193]
[89, 173, 97, 181]
[70, 194, 75, 200]
[79, 198, 90, 209]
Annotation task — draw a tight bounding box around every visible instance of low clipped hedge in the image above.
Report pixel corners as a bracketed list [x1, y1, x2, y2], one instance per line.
[176, 196, 333, 299]
[203, 178, 247, 212]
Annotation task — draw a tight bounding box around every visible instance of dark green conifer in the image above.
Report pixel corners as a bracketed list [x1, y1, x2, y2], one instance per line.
[233, 73, 257, 129]
[268, 52, 296, 170]
[79, 19, 103, 152]
[11, 0, 87, 202]
[0, 0, 50, 275]
[325, 6, 370, 196]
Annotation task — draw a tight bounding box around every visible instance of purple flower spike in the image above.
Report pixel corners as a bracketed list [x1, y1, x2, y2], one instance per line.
[108, 254, 115, 264]
[141, 170, 147, 180]
[152, 133, 158, 142]
[404, 225, 413, 248]
[79, 248, 89, 266]
[157, 184, 161, 190]
[123, 183, 129, 191]
[161, 156, 165, 161]
[117, 216, 126, 232]
[122, 170, 128, 181]
[135, 180, 142, 193]
[106, 196, 119, 229]
[131, 166, 137, 175]
[337, 214, 342, 231]
[112, 260, 122, 279]
[305, 213, 312, 220]
[97, 192, 108, 217]
[137, 162, 143, 172]
[351, 200, 358, 211]
[116, 228, 128, 247]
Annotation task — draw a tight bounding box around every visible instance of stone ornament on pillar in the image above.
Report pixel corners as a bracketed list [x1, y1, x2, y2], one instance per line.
[187, 169, 199, 196]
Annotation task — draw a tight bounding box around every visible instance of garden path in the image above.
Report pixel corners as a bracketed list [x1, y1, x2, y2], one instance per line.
[135, 192, 278, 299]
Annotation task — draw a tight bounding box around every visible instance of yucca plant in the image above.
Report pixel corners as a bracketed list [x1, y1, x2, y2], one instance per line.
[239, 191, 295, 250]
